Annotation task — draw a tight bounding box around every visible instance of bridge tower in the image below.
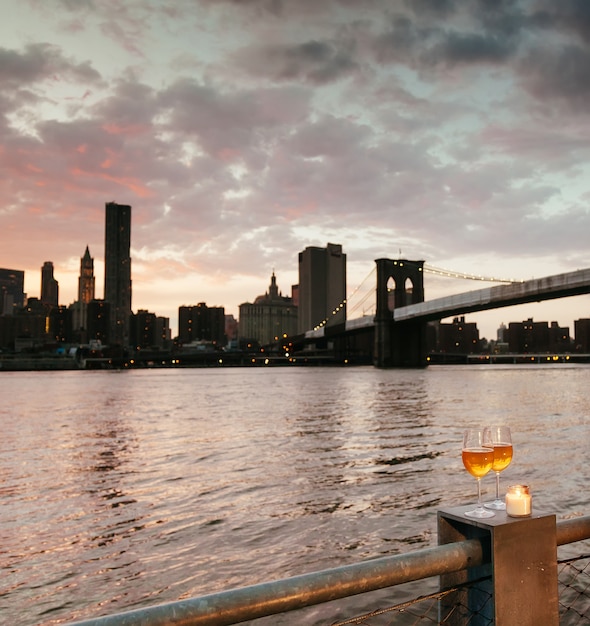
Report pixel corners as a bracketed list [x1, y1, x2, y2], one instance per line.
[374, 258, 427, 368]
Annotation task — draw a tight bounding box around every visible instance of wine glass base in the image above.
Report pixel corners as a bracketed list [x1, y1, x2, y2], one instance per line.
[464, 507, 495, 519]
[484, 500, 506, 510]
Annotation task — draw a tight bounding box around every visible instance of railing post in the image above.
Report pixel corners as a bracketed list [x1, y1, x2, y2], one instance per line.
[438, 505, 559, 625]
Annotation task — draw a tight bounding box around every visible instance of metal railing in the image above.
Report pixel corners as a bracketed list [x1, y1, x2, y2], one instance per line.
[67, 515, 590, 626]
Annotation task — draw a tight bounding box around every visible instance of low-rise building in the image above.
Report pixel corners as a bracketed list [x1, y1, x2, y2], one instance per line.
[178, 303, 226, 346]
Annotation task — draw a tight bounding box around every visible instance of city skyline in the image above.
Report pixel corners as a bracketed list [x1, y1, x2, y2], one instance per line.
[4, 242, 590, 343]
[2, 1, 590, 339]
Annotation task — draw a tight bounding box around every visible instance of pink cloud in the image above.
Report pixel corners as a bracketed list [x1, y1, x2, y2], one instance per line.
[2, 0, 590, 336]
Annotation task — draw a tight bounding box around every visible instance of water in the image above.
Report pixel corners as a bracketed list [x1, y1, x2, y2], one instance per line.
[1, 365, 589, 625]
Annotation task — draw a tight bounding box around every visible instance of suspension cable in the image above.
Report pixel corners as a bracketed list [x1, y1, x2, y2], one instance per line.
[310, 263, 522, 332]
[312, 268, 375, 330]
[423, 264, 523, 284]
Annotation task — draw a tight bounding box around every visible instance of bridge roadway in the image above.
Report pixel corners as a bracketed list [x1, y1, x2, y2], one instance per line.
[305, 267, 590, 339]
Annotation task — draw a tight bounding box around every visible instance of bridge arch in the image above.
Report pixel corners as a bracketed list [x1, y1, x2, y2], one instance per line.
[375, 259, 425, 315]
[374, 259, 426, 368]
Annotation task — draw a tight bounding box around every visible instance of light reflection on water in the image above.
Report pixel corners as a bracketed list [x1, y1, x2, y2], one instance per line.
[1, 365, 589, 625]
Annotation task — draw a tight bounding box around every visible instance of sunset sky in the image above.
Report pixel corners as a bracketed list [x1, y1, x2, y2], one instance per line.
[2, 0, 590, 339]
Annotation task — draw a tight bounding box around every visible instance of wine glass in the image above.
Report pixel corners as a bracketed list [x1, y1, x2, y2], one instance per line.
[483, 425, 513, 510]
[462, 428, 495, 518]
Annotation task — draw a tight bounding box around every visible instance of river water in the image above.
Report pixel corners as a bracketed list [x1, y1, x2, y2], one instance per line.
[2, 364, 589, 625]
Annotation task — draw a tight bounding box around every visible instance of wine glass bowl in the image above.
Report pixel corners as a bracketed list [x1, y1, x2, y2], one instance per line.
[462, 447, 495, 479]
[483, 426, 513, 510]
[462, 428, 495, 518]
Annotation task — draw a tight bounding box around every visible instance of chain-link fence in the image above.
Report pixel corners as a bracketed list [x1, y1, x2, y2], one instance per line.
[558, 552, 590, 625]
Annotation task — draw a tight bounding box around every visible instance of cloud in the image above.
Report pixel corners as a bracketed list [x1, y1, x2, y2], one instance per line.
[534, 0, 590, 44]
[158, 77, 310, 161]
[426, 30, 517, 65]
[518, 44, 590, 111]
[2, 0, 590, 338]
[0, 43, 102, 86]
[235, 39, 359, 84]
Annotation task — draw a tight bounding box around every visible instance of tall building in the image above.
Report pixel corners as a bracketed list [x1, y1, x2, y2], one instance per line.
[78, 246, 95, 304]
[71, 246, 96, 341]
[0, 268, 25, 315]
[239, 272, 298, 346]
[40, 261, 59, 308]
[104, 202, 132, 346]
[297, 243, 346, 334]
[574, 318, 590, 352]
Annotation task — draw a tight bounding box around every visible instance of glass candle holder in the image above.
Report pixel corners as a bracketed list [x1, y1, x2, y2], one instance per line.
[505, 484, 532, 517]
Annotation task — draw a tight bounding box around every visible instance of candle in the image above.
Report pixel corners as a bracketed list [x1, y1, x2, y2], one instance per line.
[505, 484, 532, 517]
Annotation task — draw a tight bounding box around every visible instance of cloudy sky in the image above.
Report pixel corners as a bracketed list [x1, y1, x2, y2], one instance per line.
[2, 0, 590, 340]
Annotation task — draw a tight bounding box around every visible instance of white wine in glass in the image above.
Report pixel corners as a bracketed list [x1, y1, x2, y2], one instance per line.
[483, 425, 513, 510]
[462, 428, 495, 519]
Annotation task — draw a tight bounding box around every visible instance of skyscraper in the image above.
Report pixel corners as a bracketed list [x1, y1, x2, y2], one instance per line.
[0, 268, 25, 315]
[71, 246, 96, 340]
[297, 243, 346, 334]
[104, 202, 132, 346]
[78, 246, 95, 304]
[40, 261, 59, 308]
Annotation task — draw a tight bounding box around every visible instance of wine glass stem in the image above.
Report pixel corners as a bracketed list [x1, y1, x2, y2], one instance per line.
[476, 478, 483, 509]
[495, 471, 500, 501]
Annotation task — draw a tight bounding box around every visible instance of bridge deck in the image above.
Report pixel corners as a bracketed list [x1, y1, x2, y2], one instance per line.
[394, 267, 590, 323]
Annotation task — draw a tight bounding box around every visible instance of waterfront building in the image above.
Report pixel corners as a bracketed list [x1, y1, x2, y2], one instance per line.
[130, 309, 171, 350]
[548, 321, 571, 352]
[0, 316, 15, 348]
[178, 303, 226, 346]
[6, 297, 47, 350]
[439, 316, 480, 353]
[291, 284, 299, 307]
[47, 306, 70, 343]
[104, 202, 132, 346]
[238, 272, 298, 347]
[574, 318, 590, 352]
[0, 268, 25, 315]
[155, 316, 172, 349]
[40, 262, 59, 308]
[87, 299, 110, 345]
[225, 314, 239, 348]
[507, 318, 571, 353]
[297, 243, 346, 334]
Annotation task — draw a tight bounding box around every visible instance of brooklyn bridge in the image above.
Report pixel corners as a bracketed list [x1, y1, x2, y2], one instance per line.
[295, 259, 590, 368]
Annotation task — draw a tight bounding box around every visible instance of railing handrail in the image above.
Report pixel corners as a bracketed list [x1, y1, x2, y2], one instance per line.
[556, 515, 590, 546]
[67, 539, 486, 626]
[67, 515, 590, 626]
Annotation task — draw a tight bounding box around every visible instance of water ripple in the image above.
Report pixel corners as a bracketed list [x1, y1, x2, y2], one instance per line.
[1, 366, 589, 624]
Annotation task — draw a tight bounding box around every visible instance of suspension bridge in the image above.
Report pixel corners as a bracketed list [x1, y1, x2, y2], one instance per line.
[300, 259, 590, 368]
[311, 263, 524, 331]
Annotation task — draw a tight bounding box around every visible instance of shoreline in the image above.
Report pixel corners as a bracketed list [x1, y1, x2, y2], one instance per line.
[2, 352, 590, 371]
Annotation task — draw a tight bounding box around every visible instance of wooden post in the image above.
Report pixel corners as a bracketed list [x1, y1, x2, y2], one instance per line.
[438, 505, 558, 625]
